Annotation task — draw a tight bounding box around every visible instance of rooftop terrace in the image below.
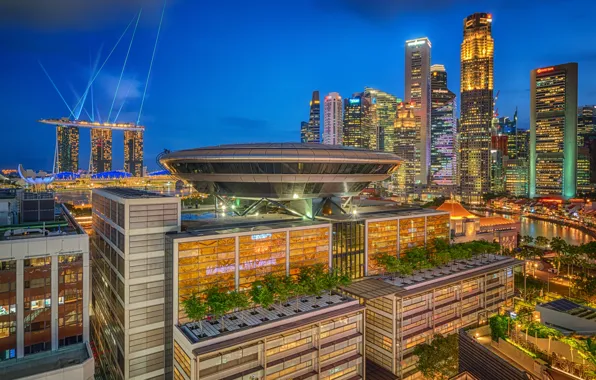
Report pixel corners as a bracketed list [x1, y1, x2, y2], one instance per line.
[540, 299, 596, 321]
[95, 187, 172, 199]
[0, 204, 85, 241]
[341, 255, 520, 300]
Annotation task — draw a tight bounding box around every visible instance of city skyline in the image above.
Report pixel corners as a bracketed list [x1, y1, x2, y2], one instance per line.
[1, 1, 596, 171]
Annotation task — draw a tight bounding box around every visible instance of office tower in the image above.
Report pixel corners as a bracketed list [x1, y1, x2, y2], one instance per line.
[430, 64, 457, 185]
[0, 191, 93, 378]
[405, 37, 432, 185]
[343, 94, 365, 148]
[124, 131, 144, 176]
[578, 147, 592, 194]
[530, 63, 578, 198]
[300, 121, 309, 143]
[459, 13, 494, 204]
[393, 102, 420, 200]
[578, 106, 596, 146]
[323, 92, 343, 145]
[91, 129, 112, 173]
[504, 157, 528, 196]
[91, 188, 180, 379]
[301, 91, 321, 143]
[360, 90, 380, 150]
[56, 125, 79, 173]
[499, 110, 524, 159]
[365, 88, 400, 152]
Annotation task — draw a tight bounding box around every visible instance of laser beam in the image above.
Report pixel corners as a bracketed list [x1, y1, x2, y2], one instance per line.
[39, 61, 75, 118]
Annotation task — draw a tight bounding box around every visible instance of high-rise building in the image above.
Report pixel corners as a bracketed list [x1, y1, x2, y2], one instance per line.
[300, 121, 309, 143]
[343, 94, 366, 148]
[504, 158, 529, 197]
[124, 131, 143, 176]
[405, 37, 432, 185]
[361, 90, 380, 150]
[0, 191, 93, 378]
[578, 106, 596, 145]
[91, 129, 112, 173]
[365, 88, 399, 152]
[301, 91, 321, 143]
[56, 125, 79, 173]
[323, 92, 343, 145]
[430, 64, 456, 185]
[530, 63, 578, 199]
[91, 188, 181, 379]
[459, 13, 494, 204]
[499, 111, 527, 159]
[393, 102, 420, 200]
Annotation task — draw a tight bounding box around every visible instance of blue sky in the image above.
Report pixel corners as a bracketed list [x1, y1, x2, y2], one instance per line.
[1, 0, 595, 171]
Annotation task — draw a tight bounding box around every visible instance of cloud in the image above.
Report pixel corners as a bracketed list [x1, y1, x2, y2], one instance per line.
[0, 0, 166, 30]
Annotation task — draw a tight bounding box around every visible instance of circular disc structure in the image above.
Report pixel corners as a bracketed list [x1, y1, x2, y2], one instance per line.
[160, 143, 401, 200]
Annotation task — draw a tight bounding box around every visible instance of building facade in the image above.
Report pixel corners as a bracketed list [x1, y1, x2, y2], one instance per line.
[430, 64, 457, 185]
[0, 195, 92, 378]
[323, 92, 343, 145]
[91, 128, 113, 173]
[393, 102, 420, 200]
[90, 188, 180, 379]
[364, 88, 399, 152]
[578, 105, 595, 146]
[405, 38, 432, 185]
[57, 125, 80, 173]
[342, 255, 517, 379]
[124, 131, 144, 177]
[529, 63, 578, 199]
[301, 91, 321, 143]
[343, 95, 365, 148]
[459, 13, 494, 204]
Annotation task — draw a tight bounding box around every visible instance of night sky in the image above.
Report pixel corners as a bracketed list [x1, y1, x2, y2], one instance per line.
[1, 0, 595, 171]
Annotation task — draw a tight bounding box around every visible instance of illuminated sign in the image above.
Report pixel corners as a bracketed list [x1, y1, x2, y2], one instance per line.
[537, 67, 555, 74]
[206, 258, 277, 276]
[407, 40, 426, 47]
[251, 233, 271, 241]
[349, 99, 360, 104]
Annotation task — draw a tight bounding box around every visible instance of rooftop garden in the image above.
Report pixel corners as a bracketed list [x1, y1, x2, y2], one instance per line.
[181, 263, 351, 341]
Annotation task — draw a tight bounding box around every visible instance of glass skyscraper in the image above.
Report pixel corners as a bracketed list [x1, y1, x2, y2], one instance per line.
[430, 64, 456, 186]
[343, 95, 365, 148]
[364, 88, 399, 152]
[393, 102, 419, 200]
[56, 125, 79, 173]
[91, 129, 112, 173]
[124, 131, 144, 176]
[530, 63, 578, 198]
[459, 13, 494, 204]
[301, 91, 320, 143]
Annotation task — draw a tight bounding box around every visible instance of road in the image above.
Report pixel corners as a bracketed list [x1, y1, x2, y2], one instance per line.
[522, 260, 572, 297]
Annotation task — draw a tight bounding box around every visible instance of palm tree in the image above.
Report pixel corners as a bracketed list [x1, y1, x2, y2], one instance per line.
[521, 235, 535, 247]
[535, 236, 549, 250]
[550, 237, 568, 273]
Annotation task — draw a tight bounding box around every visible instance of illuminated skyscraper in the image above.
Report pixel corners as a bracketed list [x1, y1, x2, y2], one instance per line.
[361, 91, 380, 150]
[56, 125, 79, 173]
[530, 63, 578, 199]
[393, 102, 420, 199]
[343, 94, 365, 148]
[578, 105, 595, 146]
[323, 92, 343, 145]
[301, 91, 321, 143]
[430, 64, 456, 185]
[300, 121, 309, 143]
[405, 37, 431, 185]
[124, 131, 144, 176]
[364, 88, 399, 152]
[91, 129, 112, 173]
[459, 13, 494, 204]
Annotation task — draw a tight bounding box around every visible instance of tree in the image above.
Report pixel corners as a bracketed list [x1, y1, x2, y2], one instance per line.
[228, 290, 250, 325]
[205, 287, 232, 332]
[432, 238, 450, 253]
[308, 263, 328, 297]
[489, 315, 510, 341]
[521, 235, 535, 247]
[250, 280, 274, 310]
[413, 333, 459, 380]
[405, 247, 428, 270]
[573, 272, 596, 300]
[550, 237, 568, 272]
[535, 236, 549, 250]
[276, 275, 294, 307]
[182, 293, 208, 333]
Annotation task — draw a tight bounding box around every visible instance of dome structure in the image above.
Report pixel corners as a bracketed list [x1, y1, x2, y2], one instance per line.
[18, 165, 55, 186]
[160, 143, 401, 200]
[91, 171, 132, 179]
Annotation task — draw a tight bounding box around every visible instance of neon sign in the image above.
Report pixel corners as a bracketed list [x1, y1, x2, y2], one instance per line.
[349, 98, 360, 104]
[407, 40, 426, 47]
[537, 67, 555, 74]
[206, 258, 277, 276]
[251, 233, 271, 240]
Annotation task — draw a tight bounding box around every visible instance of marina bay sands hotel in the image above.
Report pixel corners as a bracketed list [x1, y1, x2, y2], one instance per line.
[39, 118, 145, 176]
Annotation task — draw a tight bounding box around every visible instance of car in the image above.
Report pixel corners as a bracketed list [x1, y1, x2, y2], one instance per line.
[547, 268, 558, 274]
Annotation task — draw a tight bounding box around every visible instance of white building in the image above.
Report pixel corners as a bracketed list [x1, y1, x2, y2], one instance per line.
[323, 92, 343, 145]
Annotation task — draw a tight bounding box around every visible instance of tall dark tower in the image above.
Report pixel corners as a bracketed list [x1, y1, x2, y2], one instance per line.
[430, 64, 456, 186]
[459, 13, 494, 204]
[303, 91, 321, 143]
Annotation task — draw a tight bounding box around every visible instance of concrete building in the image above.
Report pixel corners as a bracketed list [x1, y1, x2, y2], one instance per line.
[323, 92, 343, 146]
[536, 299, 596, 335]
[0, 192, 93, 379]
[459, 13, 494, 204]
[530, 63, 578, 199]
[342, 254, 518, 379]
[405, 38, 432, 185]
[90, 188, 181, 379]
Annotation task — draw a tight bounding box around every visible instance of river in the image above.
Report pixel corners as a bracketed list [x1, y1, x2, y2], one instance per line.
[481, 211, 594, 246]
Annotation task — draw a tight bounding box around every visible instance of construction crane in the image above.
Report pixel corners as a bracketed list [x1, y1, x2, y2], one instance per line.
[493, 90, 500, 118]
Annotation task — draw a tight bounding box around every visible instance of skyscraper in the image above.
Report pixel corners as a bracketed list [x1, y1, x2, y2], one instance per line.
[300, 121, 309, 143]
[91, 129, 112, 173]
[430, 64, 456, 185]
[364, 88, 399, 152]
[405, 37, 432, 185]
[124, 131, 144, 176]
[459, 13, 494, 204]
[301, 91, 321, 143]
[343, 94, 365, 148]
[56, 125, 79, 173]
[393, 102, 420, 200]
[323, 92, 343, 145]
[530, 63, 578, 199]
[578, 105, 595, 147]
